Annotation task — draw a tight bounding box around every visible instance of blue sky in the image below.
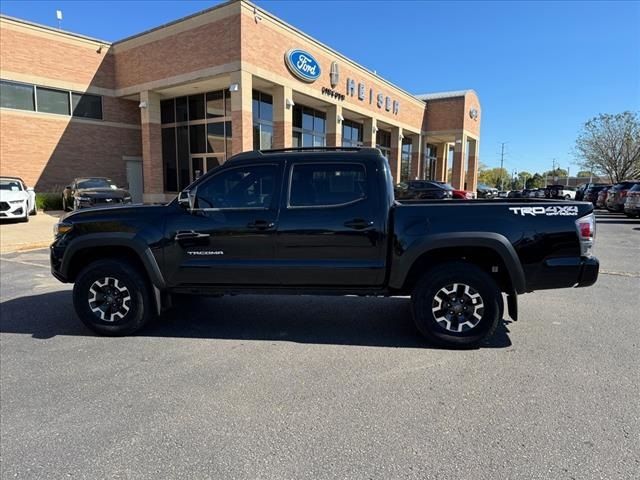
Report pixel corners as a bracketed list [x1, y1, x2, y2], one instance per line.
[2, 0, 639, 174]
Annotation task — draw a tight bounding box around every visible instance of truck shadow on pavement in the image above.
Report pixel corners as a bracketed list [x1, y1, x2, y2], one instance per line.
[0, 291, 512, 349]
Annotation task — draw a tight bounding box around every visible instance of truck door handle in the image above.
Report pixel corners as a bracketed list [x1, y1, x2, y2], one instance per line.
[247, 220, 275, 230]
[344, 219, 374, 230]
[175, 230, 210, 240]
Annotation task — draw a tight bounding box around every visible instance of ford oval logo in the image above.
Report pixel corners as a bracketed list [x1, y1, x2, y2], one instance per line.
[285, 49, 321, 83]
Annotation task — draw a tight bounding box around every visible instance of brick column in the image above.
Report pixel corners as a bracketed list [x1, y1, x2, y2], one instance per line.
[410, 135, 421, 180]
[229, 70, 253, 155]
[326, 104, 342, 147]
[140, 90, 164, 203]
[362, 117, 376, 147]
[272, 84, 292, 149]
[389, 127, 402, 182]
[451, 134, 466, 190]
[434, 142, 448, 182]
[465, 137, 479, 193]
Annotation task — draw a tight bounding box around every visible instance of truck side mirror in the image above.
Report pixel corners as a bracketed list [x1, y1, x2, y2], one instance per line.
[178, 189, 197, 211]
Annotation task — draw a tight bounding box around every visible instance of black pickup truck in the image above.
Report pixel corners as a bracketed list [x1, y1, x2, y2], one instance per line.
[51, 147, 599, 347]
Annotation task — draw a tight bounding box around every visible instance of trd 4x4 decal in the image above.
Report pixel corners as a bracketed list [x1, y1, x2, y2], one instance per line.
[509, 206, 579, 216]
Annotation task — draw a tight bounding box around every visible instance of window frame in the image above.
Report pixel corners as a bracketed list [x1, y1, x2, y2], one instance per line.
[193, 163, 280, 212]
[0, 79, 35, 112]
[286, 161, 368, 210]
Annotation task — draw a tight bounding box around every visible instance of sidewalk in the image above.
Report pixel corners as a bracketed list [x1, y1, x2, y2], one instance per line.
[0, 211, 63, 253]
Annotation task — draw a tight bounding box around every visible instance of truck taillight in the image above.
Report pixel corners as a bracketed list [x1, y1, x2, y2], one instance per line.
[575, 213, 595, 257]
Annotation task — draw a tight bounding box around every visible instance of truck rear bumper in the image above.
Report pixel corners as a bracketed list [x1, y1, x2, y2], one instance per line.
[576, 257, 599, 288]
[525, 256, 599, 290]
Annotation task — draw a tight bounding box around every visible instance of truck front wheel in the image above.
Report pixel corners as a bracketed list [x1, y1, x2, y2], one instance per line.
[411, 261, 502, 348]
[73, 259, 154, 336]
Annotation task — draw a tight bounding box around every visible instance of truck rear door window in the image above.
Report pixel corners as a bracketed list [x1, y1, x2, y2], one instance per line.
[288, 163, 366, 207]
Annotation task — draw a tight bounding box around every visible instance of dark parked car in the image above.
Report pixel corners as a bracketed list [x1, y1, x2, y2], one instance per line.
[576, 183, 607, 201]
[583, 185, 610, 206]
[476, 183, 499, 199]
[51, 147, 599, 349]
[623, 183, 640, 218]
[595, 187, 610, 209]
[605, 181, 640, 212]
[62, 177, 132, 211]
[507, 190, 525, 199]
[394, 180, 453, 200]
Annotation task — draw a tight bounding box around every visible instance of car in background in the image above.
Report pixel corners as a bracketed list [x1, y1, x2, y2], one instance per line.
[605, 180, 640, 212]
[595, 187, 611, 209]
[497, 190, 510, 198]
[394, 181, 453, 200]
[545, 184, 577, 200]
[507, 190, 524, 198]
[0, 176, 36, 222]
[623, 184, 640, 218]
[576, 182, 607, 201]
[62, 177, 132, 211]
[476, 183, 499, 198]
[583, 185, 611, 206]
[525, 189, 545, 198]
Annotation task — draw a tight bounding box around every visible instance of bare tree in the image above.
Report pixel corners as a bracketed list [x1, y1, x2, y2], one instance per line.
[574, 112, 640, 183]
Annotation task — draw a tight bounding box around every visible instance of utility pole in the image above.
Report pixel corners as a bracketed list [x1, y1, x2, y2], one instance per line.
[500, 142, 506, 191]
[566, 167, 570, 186]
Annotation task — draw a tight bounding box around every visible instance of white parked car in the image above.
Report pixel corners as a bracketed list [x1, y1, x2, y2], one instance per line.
[0, 177, 36, 222]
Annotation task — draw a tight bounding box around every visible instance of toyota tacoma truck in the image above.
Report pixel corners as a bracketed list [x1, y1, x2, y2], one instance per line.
[50, 147, 599, 348]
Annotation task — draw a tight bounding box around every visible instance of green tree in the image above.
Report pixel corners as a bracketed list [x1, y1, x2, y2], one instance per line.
[478, 167, 509, 188]
[528, 173, 545, 189]
[577, 170, 593, 177]
[574, 111, 640, 182]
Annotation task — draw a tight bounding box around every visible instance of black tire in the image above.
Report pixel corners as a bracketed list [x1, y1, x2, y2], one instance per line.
[20, 211, 29, 223]
[30, 204, 37, 215]
[411, 261, 502, 348]
[62, 196, 69, 212]
[73, 259, 155, 336]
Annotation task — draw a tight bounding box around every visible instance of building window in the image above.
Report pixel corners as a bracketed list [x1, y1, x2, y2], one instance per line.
[160, 89, 233, 191]
[0, 79, 103, 120]
[342, 119, 363, 147]
[292, 105, 326, 147]
[36, 87, 70, 115]
[376, 130, 391, 159]
[0, 80, 34, 111]
[400, 138, 412, 182]
[71, 93, 102, 119]
[424, 143, 437, 180]
[252, 90, 273, 150]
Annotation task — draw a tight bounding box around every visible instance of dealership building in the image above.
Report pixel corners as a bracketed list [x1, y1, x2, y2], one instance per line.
[0, 0, 481, 202]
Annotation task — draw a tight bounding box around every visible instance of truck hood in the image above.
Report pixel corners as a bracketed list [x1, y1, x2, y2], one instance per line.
[62, 203, 170, 222]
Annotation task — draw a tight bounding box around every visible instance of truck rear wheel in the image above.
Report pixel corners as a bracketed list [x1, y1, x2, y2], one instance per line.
[411, 261, 502, 348]
[73, 259, 154, 336]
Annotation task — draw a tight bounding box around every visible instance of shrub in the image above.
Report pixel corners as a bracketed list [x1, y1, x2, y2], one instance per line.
[36, 192, 64, 211]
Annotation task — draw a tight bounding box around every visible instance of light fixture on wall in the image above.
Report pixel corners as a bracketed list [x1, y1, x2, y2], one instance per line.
[372, 125, 379, 134]
[229, 83, 240, 92]
[455, 139, 462, 144]
[253, 7, 263, 23]
[337, 113, 344, 124]
[399, 133, 404, 140]
[138, 101, 148, 109]
[285, 98, 295, 109]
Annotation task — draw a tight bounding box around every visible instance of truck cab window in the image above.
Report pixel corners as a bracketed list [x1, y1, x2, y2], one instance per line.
[195, 165, 276, 209]
[289, 163, 366, 207]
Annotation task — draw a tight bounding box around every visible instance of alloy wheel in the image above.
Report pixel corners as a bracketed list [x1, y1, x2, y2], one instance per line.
[431, 283, 485, 333]
[87, 277, 132, 322]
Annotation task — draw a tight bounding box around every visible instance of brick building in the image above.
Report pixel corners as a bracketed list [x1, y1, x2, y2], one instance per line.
[0, 0, 481, 202]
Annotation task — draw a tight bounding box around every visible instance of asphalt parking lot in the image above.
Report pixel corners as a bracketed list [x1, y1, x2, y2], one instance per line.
[0, 210, 638, 479]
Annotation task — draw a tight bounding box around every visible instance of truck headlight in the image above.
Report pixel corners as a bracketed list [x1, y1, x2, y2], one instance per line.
[53, 222, 73, 237]
[77, 196, 91, 202]
[123, 196, 132, 202]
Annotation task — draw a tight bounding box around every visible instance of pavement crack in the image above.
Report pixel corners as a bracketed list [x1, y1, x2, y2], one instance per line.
[599, 269, 640, 278]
